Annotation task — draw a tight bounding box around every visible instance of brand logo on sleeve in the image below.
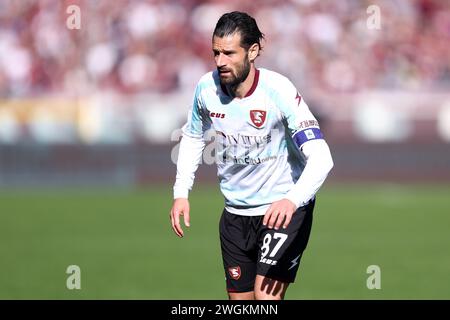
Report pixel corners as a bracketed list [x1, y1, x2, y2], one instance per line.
[295, 92, 302, 106]
[249, 110, 266, 128]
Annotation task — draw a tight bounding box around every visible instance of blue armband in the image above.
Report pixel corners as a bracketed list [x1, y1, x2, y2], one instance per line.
[292, 128, 323, 148]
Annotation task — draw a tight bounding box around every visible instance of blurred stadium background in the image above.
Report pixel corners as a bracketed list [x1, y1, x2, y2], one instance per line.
[0, 0, 449, 299]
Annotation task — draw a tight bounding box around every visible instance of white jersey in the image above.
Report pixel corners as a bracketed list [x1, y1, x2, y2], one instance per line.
[174, 68, 333, 216]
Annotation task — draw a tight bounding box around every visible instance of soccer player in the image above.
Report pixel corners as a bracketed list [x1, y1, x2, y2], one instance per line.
[170, 11, 333, 300]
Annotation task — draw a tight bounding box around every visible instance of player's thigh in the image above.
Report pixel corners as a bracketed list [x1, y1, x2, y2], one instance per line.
[254, 275, 289, 300]
[228, 291, 255, 300]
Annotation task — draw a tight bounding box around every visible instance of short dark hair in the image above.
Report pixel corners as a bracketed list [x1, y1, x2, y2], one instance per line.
[213, 11, 264, 51]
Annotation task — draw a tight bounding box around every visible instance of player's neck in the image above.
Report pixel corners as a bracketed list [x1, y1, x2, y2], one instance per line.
[228, 65, 256, 99]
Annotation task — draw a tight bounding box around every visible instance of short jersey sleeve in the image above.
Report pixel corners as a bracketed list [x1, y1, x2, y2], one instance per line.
[182, 83, 211, 138]
[275, 77, 324, 149]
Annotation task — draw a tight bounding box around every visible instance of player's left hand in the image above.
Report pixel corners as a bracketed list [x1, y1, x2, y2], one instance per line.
[263, 199, 297, 230]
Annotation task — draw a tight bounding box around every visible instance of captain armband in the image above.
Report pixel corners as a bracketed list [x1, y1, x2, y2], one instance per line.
[292, 127, 324, 148]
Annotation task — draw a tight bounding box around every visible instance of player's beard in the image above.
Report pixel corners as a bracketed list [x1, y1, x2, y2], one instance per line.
[218, 54, 251, 90]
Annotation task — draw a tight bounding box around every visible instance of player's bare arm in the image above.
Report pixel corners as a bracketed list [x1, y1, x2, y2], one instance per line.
[170, 198, 190, 238]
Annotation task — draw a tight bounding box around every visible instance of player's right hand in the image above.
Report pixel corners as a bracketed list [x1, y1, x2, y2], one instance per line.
[170, 198, 190, 238]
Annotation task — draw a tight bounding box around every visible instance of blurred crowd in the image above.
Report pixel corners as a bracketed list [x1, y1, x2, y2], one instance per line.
[0, 0, 449, 99]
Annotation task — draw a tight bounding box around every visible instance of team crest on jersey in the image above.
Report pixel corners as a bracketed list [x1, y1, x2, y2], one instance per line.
[249, 110, 266, 128]
[228, 266, 241, 280]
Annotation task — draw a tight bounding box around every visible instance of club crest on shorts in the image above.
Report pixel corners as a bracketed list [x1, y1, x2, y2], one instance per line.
[228, 266, 241, 280]
[249, 110, 266, 128]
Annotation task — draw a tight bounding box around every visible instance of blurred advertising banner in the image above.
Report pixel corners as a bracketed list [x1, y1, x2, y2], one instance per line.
[1, 91, 449, 145]
[0, 92, 190, 145]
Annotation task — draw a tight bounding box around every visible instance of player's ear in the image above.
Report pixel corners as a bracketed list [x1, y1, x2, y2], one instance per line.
[248, 43, 259, 62]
